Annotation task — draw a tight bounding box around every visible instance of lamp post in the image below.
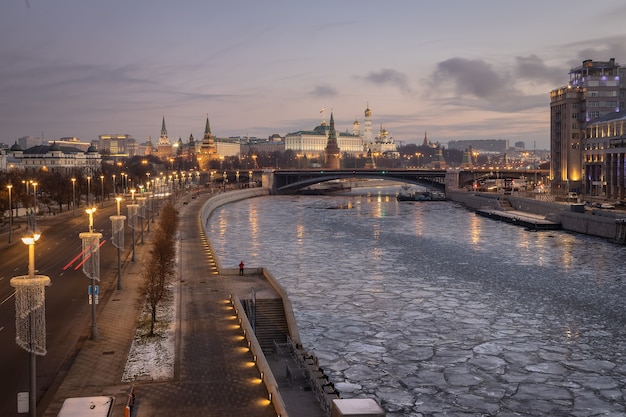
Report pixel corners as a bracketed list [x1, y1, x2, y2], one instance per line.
[86, 175, 91, 207]
[10, 227, 49, 417]
[82, 207, 101, 340]
[112, 174, 116, 196]
[31, 182, 38, 230]
[100, 175, 104, 207]
[110, 197, 126, 290]
[7, 184, 13, 243]
[137, 190, 146, 245]
[121, 173, 126, 194]
[128, 189, 137, 262]
[71, 178, 76, 217]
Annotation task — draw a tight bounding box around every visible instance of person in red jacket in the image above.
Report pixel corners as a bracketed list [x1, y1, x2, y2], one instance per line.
[239, 260, 245, 275]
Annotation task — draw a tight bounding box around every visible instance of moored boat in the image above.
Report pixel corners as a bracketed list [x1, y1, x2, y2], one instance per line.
[396, 184, 445, 201]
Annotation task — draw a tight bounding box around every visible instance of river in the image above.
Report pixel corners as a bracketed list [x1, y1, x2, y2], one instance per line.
[206, 184, 626, 416]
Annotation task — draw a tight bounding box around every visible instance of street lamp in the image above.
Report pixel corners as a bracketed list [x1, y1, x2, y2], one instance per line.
[7, 184, 13, 243]
[100, 175, 104, 207]
[86, 175, 92, 207]
[31, 182, 38, 230]
[81, 208, 101, 340]
[71, 178, 76, 216]
[127, 198, 138, 262]
[415, 152, 422, 168]
[112, 174, 116, 196]
[10, 226, 49, 417]
[110, 197, 126, 290]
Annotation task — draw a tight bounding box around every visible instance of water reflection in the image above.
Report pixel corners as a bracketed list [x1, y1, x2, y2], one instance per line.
[207, 190, 626, 416]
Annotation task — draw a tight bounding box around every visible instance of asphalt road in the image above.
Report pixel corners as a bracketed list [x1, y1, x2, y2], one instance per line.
[0, 199, 150, 417]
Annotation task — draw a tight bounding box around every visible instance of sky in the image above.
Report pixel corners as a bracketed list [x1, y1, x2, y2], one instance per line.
[2, 1, 626, 150]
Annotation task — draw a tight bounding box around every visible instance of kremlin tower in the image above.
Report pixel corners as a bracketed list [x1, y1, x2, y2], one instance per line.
[324, 112, 341, 169]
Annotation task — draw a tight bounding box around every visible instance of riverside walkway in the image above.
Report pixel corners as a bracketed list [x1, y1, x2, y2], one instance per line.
[40, 192, 326, 417]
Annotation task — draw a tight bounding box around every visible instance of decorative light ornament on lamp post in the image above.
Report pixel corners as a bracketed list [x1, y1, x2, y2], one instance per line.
[110, 197, 126, 290]
[136, 191, 146, 245]
[80, 208, 101, 340]
[127, 190, 138, 262]
[10, 227, 50, 417]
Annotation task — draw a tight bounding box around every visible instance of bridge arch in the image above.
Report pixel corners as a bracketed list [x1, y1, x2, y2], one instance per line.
[268, 169, 447, 194]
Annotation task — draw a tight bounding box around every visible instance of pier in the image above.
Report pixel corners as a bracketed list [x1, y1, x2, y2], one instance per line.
[475, 209, 561, 230]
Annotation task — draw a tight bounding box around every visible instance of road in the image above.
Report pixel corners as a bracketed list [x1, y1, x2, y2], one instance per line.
[0, 199, 151, 417]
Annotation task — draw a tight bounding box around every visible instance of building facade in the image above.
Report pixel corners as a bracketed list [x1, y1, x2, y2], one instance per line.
[98, 134, 137, 160]
[6, 142, 101, 175]
[584, 112, 626, 199]
[550, 58, 624, 192]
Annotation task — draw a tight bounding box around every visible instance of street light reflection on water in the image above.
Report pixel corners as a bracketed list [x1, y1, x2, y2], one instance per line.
[207, 185, 626, 415]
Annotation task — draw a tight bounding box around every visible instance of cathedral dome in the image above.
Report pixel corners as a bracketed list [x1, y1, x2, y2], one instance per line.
[365, 107, 372, 117]
[49, 142, 61, 151]
[10, 142, 22, 152]
[87, 145, 97, 153]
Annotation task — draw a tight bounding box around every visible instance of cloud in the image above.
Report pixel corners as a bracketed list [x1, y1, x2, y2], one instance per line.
[311, 84, 337, 97]
[430, 57, 550, 113]
[514, 55, 564, 85]
[360, 69, 412, 94]
[434, 58, 509, 100]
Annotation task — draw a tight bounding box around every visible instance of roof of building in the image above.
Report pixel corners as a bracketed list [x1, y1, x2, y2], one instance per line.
[22, 144, 88, 155]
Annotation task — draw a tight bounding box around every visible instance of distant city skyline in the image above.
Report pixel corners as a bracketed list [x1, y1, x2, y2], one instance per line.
[2, 1, 626, 150]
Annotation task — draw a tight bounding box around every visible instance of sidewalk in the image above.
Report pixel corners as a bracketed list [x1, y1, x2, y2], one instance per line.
[40, 196, 326, 417]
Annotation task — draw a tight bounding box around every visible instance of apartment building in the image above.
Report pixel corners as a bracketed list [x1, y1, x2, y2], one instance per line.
[550, 58, 624, 193]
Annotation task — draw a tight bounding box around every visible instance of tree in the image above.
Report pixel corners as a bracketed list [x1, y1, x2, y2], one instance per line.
[141, 201, 179, 335]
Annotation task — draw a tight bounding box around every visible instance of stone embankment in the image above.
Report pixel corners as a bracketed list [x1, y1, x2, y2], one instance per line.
[447, 189, 626, 242]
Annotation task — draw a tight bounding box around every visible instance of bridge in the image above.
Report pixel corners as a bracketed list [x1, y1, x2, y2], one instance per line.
[264, 168, 549, 195]
[268, 169, 446, 194]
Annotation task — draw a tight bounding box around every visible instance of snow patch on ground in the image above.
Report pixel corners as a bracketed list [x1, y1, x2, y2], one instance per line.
[122, 284, 177, 382]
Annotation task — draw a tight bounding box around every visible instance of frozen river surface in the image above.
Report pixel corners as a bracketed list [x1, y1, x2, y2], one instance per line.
[207, 187, 626, 416]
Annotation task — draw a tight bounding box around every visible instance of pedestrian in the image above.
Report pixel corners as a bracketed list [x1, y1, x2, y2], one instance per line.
[239, 260, 245, 275]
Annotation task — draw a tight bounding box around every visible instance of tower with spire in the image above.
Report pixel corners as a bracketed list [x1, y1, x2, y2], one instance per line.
[324, 112, 341, 169]
[156, 115, 173, 159]
[199, 115, 218, 169]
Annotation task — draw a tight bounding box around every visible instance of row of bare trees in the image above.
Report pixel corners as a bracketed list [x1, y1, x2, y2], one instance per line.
[141, 201, 179, 336]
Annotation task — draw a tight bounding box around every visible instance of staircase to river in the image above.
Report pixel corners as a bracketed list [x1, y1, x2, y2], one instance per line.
[242, 298, 290, 353]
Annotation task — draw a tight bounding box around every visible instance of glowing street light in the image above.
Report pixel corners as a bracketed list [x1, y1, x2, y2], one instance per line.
[81, 208, 101, 340]
[7, 184, 13, 243]
[31, 182, 38, 230]
[110, 197, 126, 290]
[100, 175, 104, 207]
[87, 175, 92, 207]
[10, 226, 50, 417]
[71, 178, 76, 217]
[127, 200, 138, 262]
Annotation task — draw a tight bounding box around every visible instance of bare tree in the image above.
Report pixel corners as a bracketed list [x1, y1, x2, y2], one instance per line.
[141, 202, 179, 335]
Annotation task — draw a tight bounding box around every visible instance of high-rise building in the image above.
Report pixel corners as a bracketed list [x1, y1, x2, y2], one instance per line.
[550, 58, 623, 192]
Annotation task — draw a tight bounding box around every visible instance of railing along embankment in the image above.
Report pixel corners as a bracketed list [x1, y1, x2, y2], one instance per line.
[200, 188, 269, 271]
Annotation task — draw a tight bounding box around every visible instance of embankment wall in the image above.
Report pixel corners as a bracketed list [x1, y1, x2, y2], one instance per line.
[446, 189, 626, 242]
